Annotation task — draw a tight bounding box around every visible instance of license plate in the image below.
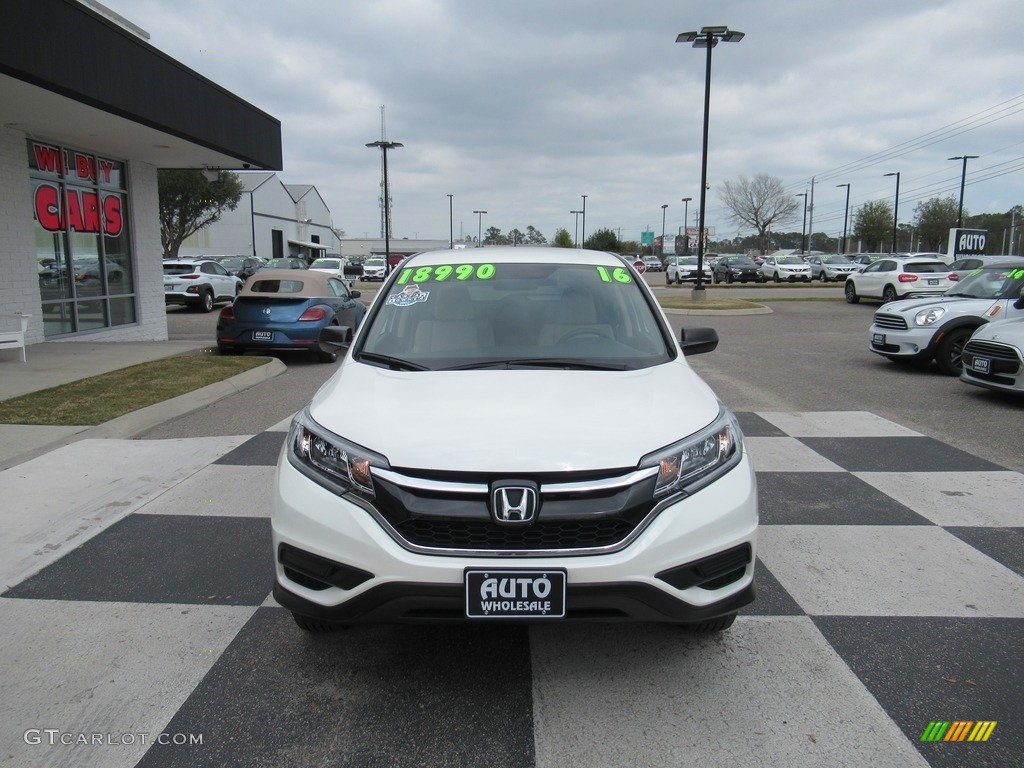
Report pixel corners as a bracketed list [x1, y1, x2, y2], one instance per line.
[252, 330, 274, 341]
[164, 284, 174, 292]
[927, 279, 938, 285]
[972, 357, 991, 373]
[872, 333, 886, 346]
[465, 568, 566, 619]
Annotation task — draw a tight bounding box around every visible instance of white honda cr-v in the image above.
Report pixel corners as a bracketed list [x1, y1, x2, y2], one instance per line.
[272, 247, 757, 633]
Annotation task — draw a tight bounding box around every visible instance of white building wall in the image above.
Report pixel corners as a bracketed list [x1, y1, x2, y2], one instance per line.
[0, 126, 44, 344]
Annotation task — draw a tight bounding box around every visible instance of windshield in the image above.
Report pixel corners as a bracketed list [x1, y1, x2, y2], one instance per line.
[365, 259, 385, 267]
[823, 255, 852, 264]
[777, 256, 804, 264]
[356, 261, 673, 371]
[948, 266, 1024, 299]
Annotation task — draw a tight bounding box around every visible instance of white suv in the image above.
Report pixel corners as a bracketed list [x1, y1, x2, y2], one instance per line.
[868, 262, 1024, 374]
[272, 248, 757, 633]
[163, 258, 242, 312]
[845, 256, 951, 303]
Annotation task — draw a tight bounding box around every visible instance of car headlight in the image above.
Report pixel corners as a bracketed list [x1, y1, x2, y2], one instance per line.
[286, 408, 389, 499]
[640, 409, 743, 498]
[914, 307, 946, 326]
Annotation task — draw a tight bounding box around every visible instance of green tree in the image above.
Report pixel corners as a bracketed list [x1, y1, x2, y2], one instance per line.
[483, 226, 508, 245]
[853, 200, 893, 252]
[158, 170, 244, 259]
[914, 196, 959, 251]
[525, 225, 547, 245]
[584, 228, 620, 252]
[508, 228, 525, 246]
[552, 228, 574, 248]
[719, 174, 800, 254]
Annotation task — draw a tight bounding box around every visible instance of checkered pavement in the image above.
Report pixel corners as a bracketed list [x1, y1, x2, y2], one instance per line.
[1, 411, 1021, 768]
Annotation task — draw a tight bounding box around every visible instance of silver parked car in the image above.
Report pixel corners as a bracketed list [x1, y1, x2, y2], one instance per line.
[961, 316, 1024, 395]
[805, 254, 862, 283]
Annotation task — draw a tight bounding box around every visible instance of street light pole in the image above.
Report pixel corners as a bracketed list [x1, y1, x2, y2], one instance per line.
[836, 183, 850, 254]
[948, 155, 978, 229]
[580, 195, 588, 248]
[884, 172, 901, 253]
[680, 197, 692, 254]
[795, 192, 808, 253]
[660, 204, 668, 258]
[676, 25, 744, 293]
[366, 140, 403, 275]
[447, 194, 454, 249]
[473, 210, 487, 247]
[570, 210, 582, 247]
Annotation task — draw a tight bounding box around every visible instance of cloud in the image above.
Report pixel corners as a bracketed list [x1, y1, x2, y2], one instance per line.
[119, 0, 1024, 242]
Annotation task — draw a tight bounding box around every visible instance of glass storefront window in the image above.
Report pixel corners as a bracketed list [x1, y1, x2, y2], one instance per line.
[29, 141, 136, 336]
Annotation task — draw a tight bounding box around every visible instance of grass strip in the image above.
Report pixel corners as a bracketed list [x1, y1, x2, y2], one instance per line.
[0, 355, 272, 426]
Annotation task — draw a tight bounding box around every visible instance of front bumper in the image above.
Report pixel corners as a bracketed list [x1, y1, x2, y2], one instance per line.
[272, 451, 758, 624]
[868, 322, 935, 359]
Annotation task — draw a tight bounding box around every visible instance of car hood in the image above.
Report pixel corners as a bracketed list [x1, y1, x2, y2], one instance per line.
[969, 317, 1024, 344]
[877, 295, 1002, 315]
[308, 359, 721, 472]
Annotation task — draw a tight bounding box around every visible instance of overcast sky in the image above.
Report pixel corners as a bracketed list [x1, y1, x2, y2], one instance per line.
[115, 0, 1024, 245]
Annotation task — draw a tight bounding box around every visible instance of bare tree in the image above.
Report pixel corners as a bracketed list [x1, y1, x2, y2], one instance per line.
[719, 174, 799, 254]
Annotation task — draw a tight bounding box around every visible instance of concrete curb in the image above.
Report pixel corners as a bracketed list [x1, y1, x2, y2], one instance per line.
[0, 358, 287, 470]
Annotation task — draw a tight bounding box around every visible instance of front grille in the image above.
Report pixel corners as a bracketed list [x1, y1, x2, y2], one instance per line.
[397, 517, 637, 549]
[964, 340, 1021, 364]
[962, 339, 1022, 385]
[873, 313, 908, 331]
[370, 467, 658, 554]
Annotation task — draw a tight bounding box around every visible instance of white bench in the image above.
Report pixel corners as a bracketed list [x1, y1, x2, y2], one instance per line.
[0, 313, 30, 362]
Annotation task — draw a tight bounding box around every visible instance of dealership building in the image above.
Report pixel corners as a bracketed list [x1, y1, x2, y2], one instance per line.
[0, 0, 282, 347]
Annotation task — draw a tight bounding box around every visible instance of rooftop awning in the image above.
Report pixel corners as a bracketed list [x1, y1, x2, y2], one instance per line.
[288, 240, 328, 250]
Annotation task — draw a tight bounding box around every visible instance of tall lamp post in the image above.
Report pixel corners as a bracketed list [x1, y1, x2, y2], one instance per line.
[948, 155, 978, 229]
[570, 210, 582, 247]
[884, 172, 900, 253]
[660, 204, 668, 258]
[681, 197, 692, 254]
[795, 192, 808, 253]
[473, 210, 487, 247]
[836, 183, 850, 254]
[366, 140, 403, 275]
[580, 195, 588, 248]
[447, 194, 454, 249]
[676, 25, 744, 293]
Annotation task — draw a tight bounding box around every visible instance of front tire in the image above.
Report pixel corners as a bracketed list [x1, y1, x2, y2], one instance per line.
[844, 281, 859, 303]
[935, 327, 973, 375]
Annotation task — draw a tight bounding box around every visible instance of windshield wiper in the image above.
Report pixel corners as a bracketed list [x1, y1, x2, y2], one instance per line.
[357, 352, 430, 371]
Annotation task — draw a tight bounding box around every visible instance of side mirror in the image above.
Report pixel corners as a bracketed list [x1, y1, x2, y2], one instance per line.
[350, 290, 361, 299]
[320, 325, 353, 350]
[1014, 287, 1024, 310]
[679, 326, 719, 356]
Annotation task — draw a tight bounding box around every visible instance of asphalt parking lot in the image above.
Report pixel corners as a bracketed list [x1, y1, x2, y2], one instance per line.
[2, 281, 1021, 768]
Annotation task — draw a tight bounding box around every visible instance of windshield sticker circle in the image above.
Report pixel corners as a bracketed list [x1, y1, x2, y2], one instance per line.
[385, 284, 430, 307]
